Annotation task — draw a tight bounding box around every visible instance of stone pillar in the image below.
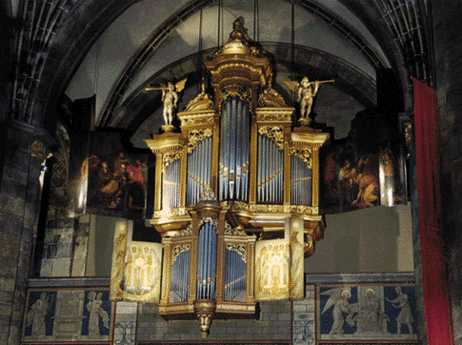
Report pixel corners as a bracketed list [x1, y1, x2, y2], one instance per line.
[0, 121, 50, 345]
[292, 285, 315, 345]
[113, 302, 138, 345]
[432, 2, 462, 344]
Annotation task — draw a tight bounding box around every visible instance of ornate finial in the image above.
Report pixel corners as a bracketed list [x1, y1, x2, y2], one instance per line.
[229, 16, 251, 43]
[184, 83, 214, 112]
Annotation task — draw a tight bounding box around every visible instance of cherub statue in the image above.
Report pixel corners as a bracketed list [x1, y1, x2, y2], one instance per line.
[283, 76, 335, 126]
[145, 78, 187, 131]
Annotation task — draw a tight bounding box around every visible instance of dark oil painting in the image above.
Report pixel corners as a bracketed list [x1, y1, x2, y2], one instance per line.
[85, 131, 148, 218]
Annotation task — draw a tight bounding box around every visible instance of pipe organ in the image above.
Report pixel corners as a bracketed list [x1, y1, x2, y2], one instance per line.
[141, 18, 329, 336]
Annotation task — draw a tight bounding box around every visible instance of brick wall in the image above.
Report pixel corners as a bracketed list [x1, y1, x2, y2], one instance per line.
[136, 301, 291, 343]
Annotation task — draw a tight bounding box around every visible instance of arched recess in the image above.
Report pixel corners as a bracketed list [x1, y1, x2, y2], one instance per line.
[337, 0, 411, 110]
[30, 0, 407, 134]
[107, 42, 376, 137]
[97, 0, 388, 128]
[32, 0, 141, 129]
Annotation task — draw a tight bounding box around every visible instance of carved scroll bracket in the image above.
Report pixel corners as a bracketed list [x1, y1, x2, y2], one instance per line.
[258, 126, 284, 150]
[289, 145, 312, 168]
[187, 128, 213, 153]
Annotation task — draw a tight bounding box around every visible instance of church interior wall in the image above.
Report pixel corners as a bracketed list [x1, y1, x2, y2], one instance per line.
[22, 273, 418, 344]
[2, 1, 456, 344]
[307, 204, 414, 273]
[432, 1, 462, 344]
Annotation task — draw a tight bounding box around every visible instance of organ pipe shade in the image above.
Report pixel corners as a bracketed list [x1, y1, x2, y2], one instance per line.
[170, 248, 190, 303]
[257, 133, 284, 204]
[196, 221, 217, 299]
[291, 155, 312, 205]
[224, 246, 246, 301]
[187, 137, 212, 206]
[219, 97, 250, 201]
[162, 158, 180, 209]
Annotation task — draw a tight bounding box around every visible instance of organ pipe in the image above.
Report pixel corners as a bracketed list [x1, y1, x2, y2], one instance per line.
[219, 97, 250, 202]
[257, 129, 284, 204]
[170, 249, 190, 303]
[163, 158, 180, 210]
[290, 155, 312, 205]
[196, 221, 217, 299]
[187, 136, 212, 206]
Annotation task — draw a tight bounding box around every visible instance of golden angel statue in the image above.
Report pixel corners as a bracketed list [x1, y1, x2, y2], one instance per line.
[145, 78, 187, 131]
[283, 76, 335, 126]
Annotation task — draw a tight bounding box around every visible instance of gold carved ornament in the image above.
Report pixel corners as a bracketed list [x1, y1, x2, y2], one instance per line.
[224, 222, 247, 236]
[162, 151, 182, 171]
[172, 243, 191, 261]
[258, 126, 284, 150]
[226, 243, 247, 262]
[219, 162, 249, 178]
[187, 128, 213, 153]
[258, 86, 288, 107]
[222, 86, 252, 104]
[225, 200, 317, 215]
[199, 216, 218, 229]
[184, 83, 214, 112]
[289, 145, 312, 168]
[110, 222, 128, 301]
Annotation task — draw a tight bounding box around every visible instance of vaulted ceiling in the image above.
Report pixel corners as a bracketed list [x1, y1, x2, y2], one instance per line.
[5, 0, 432, 142]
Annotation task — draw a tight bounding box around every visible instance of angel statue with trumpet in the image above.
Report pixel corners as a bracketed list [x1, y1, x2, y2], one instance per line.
[283, 76, 335, 126]
[144, 78, 187, 131]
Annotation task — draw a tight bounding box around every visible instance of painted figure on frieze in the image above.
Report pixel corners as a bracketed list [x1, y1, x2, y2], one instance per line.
[82, 290, 111, 338]
[321, 288, 358, 335]
[23, 291, 57, 339]
[356, 288, 387, 333]
[385, 287, 414, 335]
[26, 293, 50, 337]
[319, 284, 417, 341]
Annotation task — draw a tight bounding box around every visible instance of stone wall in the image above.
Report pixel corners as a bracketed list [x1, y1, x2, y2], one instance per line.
[306, 205, 414, 273]
[136, 273, 417, 345]
[0, 124, 45, 345]
[432, 2, 462, 344]
[136, 301, 291, 343]
[18, 273, 418, 345]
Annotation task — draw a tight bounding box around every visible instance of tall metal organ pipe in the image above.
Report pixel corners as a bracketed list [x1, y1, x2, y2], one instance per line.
[290, 155, 312, 205]
[257, 133, 284, 204]
[219, 97, 250, 201]
[196, 221, 217, 299]
[224, 248, 246, 301]
[187, 137, 212, 206]
[170, 250, 190, 303]
[163, 158, 180, 209]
